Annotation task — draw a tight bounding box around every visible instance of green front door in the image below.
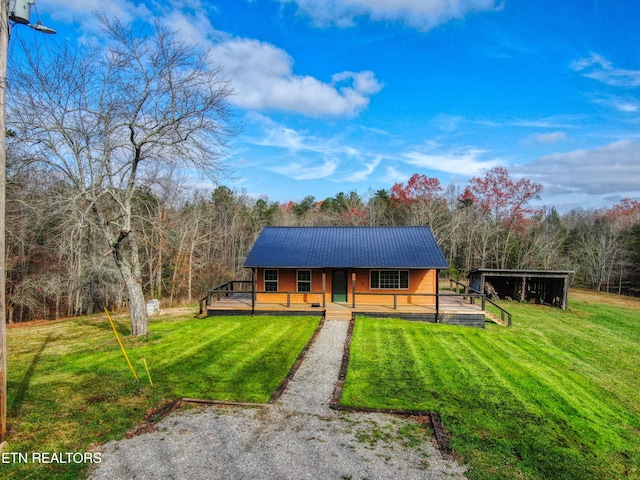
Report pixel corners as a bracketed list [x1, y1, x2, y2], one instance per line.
[332, 270, 348, 302]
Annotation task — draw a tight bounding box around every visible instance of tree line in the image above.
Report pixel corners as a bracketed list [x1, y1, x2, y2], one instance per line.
[7, 163, 640, 324]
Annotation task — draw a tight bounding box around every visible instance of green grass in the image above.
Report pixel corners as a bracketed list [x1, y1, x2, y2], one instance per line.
[341, 296, 640, 480]
[2, 312, 319, 479]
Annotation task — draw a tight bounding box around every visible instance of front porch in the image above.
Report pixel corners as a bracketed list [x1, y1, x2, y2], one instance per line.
[201, 280, 511, 328]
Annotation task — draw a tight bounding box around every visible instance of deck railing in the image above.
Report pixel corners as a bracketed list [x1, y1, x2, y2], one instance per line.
[200, 281, 327, 314]
[249, 291, 327, 308]
[448, 278, 512, 326]
[201, 278, 512, 326]
[350, 291, 438, 309]
[199, 280, 253, 314]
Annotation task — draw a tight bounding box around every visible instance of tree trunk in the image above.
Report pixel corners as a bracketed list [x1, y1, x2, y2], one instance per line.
[113, 231, 148, 336]
[122, 268, 148, 336]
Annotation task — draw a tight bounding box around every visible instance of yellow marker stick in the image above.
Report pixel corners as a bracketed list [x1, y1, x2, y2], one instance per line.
[142, 358, 153, 386]
[105, 309, 139, 382]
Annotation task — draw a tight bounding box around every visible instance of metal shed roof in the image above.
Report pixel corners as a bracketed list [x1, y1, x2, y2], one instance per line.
[243, 226, 449, 269]
[468, 269, 575, 277]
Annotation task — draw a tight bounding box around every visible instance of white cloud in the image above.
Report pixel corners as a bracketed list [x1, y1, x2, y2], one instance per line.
[343, 155, 382, 182]
[536, 132, 567, 143]
[515, 139, 640, 197]
[42, 0, 220, 47]
[248, 114, 333, 153]
[571, 53, 640, 88]
[526, 131, 568, 144]
[155, 9, 221, 46]
[591, 96, 640, 113]
[430, 114, 464, 132]
[43, 0, 152, 34]
[210, 38, 382, 116]
[44, 0, 383, 117]
[383, 165, 408, 184]
[279, 0, 499, 30]
[612, 99, 640, 113]
[402, 147, 501, 175]
[246, 114, 382, 183]
[270, 158, 338, 180]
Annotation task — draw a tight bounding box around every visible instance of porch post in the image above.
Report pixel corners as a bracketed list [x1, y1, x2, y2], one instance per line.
[435, 269, 440, 323]
[351, 272, 356, 309]
[251, 268, 256, 314]
[322, 272, 326, 308]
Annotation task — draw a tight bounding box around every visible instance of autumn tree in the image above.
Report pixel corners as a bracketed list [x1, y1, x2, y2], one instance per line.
[463, 167, 543, 268]
[465, 167, 543, 223]
[8, 16, 236, 335]
[390, 174, 451, 237]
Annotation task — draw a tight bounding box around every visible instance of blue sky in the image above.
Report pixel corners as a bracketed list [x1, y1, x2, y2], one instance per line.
[20, 0, 640, 211]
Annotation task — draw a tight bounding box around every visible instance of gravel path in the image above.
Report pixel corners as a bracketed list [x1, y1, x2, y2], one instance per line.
[89, 319, 468, 479]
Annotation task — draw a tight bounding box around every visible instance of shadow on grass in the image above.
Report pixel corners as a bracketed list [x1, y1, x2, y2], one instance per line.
[77, 316, 130, 337]
[9, 333, 53, 417]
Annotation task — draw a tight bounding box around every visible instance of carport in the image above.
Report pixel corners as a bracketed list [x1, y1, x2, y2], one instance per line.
[468, 269, 574, 309]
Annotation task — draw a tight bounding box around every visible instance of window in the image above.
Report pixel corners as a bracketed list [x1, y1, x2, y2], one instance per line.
[370, 270, 409, 289]
[264, 269, 278, 292]
[297, 270, 312, 292]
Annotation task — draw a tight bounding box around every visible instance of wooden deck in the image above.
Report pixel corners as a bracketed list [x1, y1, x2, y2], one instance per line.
[206, 292, 490, 327]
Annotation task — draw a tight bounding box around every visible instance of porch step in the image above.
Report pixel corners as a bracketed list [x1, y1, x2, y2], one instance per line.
[325, 309, 354, 321]
[484, 311, 509, 326]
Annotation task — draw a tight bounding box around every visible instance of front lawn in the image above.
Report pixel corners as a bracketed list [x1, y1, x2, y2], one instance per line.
[2, 312, 319, 479]
[341, 293, 640, 480]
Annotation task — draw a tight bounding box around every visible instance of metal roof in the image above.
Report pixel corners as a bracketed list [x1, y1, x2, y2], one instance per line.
[469, 269, 575, 277]
[243, 226, 449, 269]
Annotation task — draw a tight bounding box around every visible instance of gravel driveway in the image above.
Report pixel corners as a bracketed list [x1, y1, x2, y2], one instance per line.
[89, 319, 468, 479]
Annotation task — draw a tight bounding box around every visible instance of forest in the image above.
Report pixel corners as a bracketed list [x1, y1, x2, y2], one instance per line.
[4, 18, 640, 325]
[7, 164, 640, 323]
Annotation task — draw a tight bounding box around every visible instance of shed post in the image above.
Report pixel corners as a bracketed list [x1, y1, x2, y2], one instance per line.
[562, 275, 569, 310]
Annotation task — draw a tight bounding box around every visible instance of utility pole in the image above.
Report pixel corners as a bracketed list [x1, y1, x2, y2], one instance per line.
[0, 0, 55, 446]
[0, 0, 10, 446]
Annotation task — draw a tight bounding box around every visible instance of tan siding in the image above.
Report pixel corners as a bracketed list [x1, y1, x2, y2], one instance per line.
[255, 268, 437, 306]
[353, 268, 436, 306]
[255, 268, 326, 304]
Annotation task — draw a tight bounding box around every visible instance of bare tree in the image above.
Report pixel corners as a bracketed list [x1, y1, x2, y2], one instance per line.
[8, 16, 236, 335]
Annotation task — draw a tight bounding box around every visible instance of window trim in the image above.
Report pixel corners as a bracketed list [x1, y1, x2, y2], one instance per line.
[297, 269, 312, 292]
[264, 269, 278, 292]
[370, 270, 410, 290]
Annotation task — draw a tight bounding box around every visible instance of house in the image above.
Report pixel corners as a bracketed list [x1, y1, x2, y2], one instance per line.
[243, 225, 448, 309]
[468, 269, 574, 309]
[204, 226, 499, 327]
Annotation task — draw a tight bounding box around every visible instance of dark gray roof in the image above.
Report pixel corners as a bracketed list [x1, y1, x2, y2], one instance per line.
[469, 269, 574, 277]
[244, 226, 448, 269]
